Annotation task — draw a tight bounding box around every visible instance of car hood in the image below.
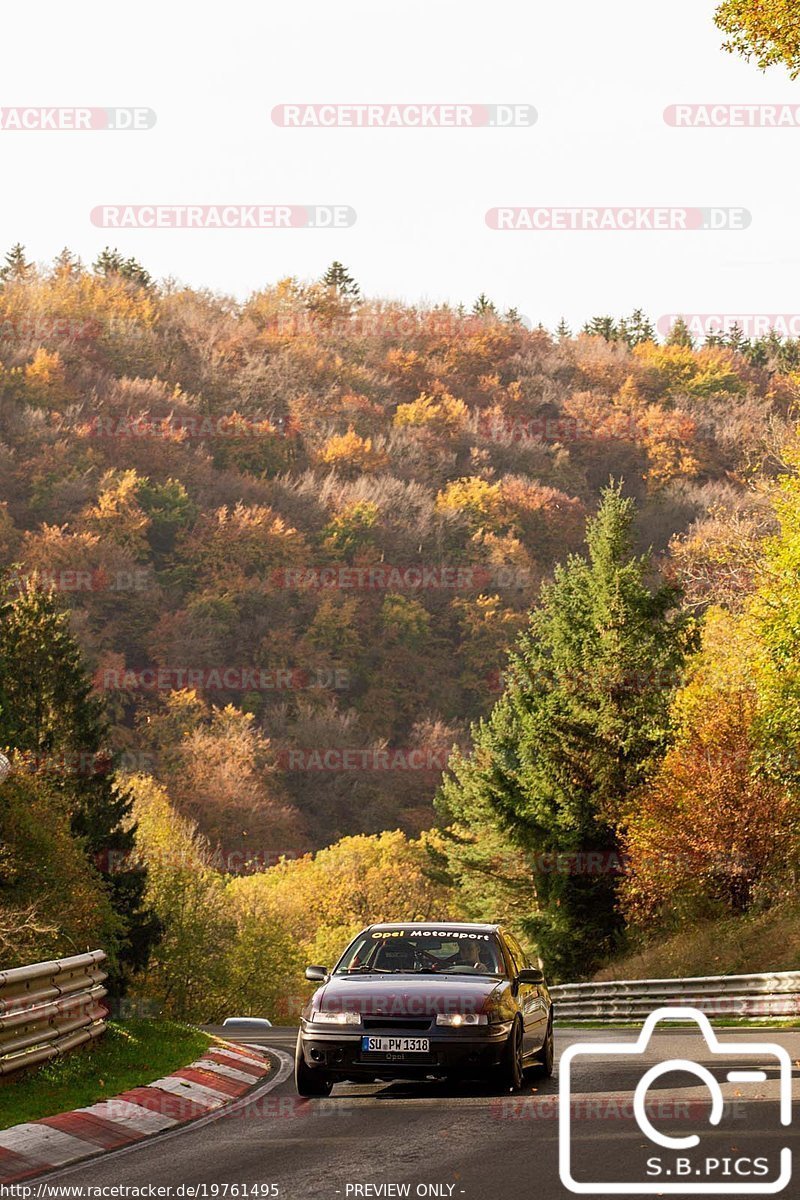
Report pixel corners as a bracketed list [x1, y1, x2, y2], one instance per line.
[310, 973, 504, 1018]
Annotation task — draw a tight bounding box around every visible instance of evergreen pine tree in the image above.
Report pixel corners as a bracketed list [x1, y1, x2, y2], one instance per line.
[93, 247, 152, 289]
[320, 261, 360, 301]
[0, 578, 159, 985]
[0, 244, 32, 283]
[621, 308, 655, 347]
[666, 316, 695, 348]
[583, 315, 618, 342]
[555, 318, 572, 341]
[784, 337, 800, 371]
[437, 484, 691, 979]
[746, 336, 770, 368]
[53, 247, 82, 278]
[726, 323, 748, 353]
[472, 293, 497, 318]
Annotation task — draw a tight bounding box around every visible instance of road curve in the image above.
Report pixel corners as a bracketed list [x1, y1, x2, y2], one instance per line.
[37, 1027, 800, 1199]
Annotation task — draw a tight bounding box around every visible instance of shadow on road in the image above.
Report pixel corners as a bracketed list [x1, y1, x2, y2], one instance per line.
[329, 1068, 560, 1102]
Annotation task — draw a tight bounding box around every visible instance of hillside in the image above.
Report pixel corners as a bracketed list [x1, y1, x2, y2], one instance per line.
[0, 251, 797, 858]
[593, 902, 800, 981]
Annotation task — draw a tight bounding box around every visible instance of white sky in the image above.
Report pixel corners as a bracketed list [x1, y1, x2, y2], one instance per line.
[3, 1, 799, 329]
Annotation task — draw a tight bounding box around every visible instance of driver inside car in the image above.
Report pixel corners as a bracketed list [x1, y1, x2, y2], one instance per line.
[458, 940, 492, 971]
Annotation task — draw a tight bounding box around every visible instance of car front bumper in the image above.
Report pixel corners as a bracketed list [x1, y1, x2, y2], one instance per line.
[298, 1022, 513, 1078]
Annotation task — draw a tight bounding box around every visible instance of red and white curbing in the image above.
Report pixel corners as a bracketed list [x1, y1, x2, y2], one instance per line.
[0, 1043, 270, 1183]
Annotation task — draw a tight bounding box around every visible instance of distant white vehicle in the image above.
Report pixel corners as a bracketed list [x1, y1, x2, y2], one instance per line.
[222, 1017, 273, 1029]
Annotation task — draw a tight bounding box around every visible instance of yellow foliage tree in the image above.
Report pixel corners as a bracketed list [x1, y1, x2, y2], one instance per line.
[394, 388, 469, 436]
[435, 476, 503, 533]
[180, 503, 308, 583]
[226, 830, 462, 981]
[317, 428, 387, 474]
[82, 470, 151, 559]
[24, 348, 66, 405]
[129, 773, 303, 1021]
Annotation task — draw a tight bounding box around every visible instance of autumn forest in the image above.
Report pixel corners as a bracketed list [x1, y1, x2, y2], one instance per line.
[1, 248, 799, 1015]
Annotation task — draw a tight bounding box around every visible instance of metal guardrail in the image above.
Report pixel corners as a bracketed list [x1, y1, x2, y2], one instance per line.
[0, 950, 108, 1075]
[550, 970, 800, 1022]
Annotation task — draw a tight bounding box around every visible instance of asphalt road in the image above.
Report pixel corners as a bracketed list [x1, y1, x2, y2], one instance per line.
[38, 1027, 800, 1199]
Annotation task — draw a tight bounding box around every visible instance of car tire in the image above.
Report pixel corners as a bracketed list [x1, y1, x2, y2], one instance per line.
[294, 1036, 334, 1097]
[494, 1018, 524, 1092]
[530, 1015, 554, 1078]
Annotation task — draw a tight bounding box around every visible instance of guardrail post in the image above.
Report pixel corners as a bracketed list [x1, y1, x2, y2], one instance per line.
[550, 970, 800, 1022]
[0, 951, 108, 1075]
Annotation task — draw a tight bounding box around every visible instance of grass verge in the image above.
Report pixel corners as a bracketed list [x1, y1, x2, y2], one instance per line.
[0, 1019, 211, 1131]
[594, 903, 800, 982]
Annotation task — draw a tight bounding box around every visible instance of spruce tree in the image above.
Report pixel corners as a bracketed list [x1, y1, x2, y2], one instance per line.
[320, 261, 360, 301]
[93, 247, 152, 290]
[0, 244, 32, 283]
[726, 323, 748, 353]
[619, 308, 655, 348]
[472, 293, 497, 318]
[438, 484, 691, 979]
[583, 315, 618, 342]
[53, 247, 82, 279]
[0, 578, 158, 985]
[666, 316, 695, 348]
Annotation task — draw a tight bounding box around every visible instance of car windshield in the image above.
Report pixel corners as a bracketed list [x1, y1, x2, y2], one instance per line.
[334, 928, 506, 976]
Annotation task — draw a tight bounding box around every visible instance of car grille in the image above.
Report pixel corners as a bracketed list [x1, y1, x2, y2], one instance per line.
[362, 1018, 431, 1031]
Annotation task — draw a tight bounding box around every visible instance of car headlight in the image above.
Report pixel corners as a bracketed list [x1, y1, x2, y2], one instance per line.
[435, 1012, 488, 1027]
[311, 1009, 361, 1026]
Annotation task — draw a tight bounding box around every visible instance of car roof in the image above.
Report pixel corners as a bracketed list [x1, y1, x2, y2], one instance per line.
[365, 921, 501, 933]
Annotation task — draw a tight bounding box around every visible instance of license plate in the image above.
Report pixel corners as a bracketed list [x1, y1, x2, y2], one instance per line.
[361, 1036, 430, 1053]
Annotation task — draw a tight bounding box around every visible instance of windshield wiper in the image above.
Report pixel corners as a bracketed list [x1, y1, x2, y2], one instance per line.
[339, 965, 391, 974]
[373, 967, 439, 974]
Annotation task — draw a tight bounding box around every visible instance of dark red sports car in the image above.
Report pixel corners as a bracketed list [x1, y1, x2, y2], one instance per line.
[295, 921, 553, 1095]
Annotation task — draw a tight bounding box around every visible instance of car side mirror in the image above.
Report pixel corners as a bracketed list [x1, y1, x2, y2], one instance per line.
[517, 967, 545, 984]
[305, 964, 329, 982]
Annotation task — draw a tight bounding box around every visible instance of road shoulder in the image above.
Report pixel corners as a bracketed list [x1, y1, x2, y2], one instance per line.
[0, 1043, 271, 1184]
